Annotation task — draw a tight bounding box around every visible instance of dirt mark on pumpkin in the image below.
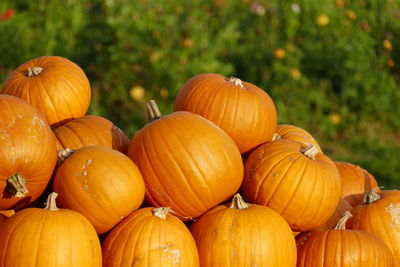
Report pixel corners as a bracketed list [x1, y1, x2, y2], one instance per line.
[385, 202, 400, 228]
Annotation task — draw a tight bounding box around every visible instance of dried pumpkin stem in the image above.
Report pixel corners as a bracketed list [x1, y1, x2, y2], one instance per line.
[153, 207, 171, 219]
[334, 211, 353, 230]
[27, 67, 43, 77]
[146, 100, 162, 121]
[227, 77, 244, 88]
[363, 188, 381, 204]
[230, 193, 250, 210]
[301, 144, 319, 160]
[272, 132, 281, 141]
[6, 173, 28, 197]
[57, 148, 75, 165]
[44, 192, 59, 211]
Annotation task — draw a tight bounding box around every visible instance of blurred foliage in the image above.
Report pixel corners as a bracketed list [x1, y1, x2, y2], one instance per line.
[0, 0, 399, 187]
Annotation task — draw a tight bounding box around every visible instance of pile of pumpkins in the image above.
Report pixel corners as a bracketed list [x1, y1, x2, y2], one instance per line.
[0, 55, 398, 267]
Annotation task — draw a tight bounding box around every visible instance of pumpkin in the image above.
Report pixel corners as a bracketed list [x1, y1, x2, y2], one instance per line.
[0, 192, 102, 266]
[190, 194, 297, 266]
[297, 212, 394, 266]
[53, 115, 130, 154]
[128, 101, 244, 220]
[0, 214, 6, 224]
[1, 56, 91, 127]
[347, 189, 400, 265]
[102, 207, 200, 267]
[0, 95, 58, 210]
[275, 124, 322, 153]
[317, 197, 352, 230]
[174, 73, 277, 153]
[241, 138, 341, 232]
[53, 146, 145, 234]
[335, 161, 379, 207]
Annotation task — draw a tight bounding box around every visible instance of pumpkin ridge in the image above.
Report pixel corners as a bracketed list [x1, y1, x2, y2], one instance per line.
[0, 212, 27, 265]
[32, 211, 49, 267]
[34, 73, 62, 123]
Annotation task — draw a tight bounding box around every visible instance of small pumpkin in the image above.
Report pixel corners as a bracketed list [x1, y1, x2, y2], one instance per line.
[1, 56, 91, 126]
[0, 95, 58, 210]
[128, 101, 244, 220]
[53, 115, 130, 154]
[174, 73, 277, 153]
[53, 146, 145, 234]
[347, 189, 400, 265]
[275, 124, 322, 153]
[317, 197, 352, 230]
[190, 194, 297, 267]
[0, 192, 102, 266]
[335, 161, 379, 207]
[241, 138, 341, 232]
[102, 207, 200, 267]
[297, 211, 394, 267]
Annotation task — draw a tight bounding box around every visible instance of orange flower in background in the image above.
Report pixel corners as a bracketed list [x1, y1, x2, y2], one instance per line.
[346, 10, 357, 21]
[290, 68, 301, 79]
[0, 9, 14, 21]
[160, 87, 169, 98]
[150, 51, 163, 63]
[183, 38, 193, 48]
[274, 48, 286, 59]
[316, 14, 329, 26]
[336, 0, 346, 8]
[129, 86, 145, 102]
[383, 40, 393, 51]
[329, 113, 341, 125]
[387, 58, 395, 69]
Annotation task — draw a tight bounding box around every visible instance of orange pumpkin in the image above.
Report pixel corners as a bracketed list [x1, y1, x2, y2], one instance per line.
[335, 161, 379, 207]
[128, 101, 244, 220]
[102, 207, 200, 267]
[53, 115, 130, 154]
[0, 192, 102, 266]
[348, 189, 400, 265]
[0, 214, 6, 224]
[190, 194, 297, 266]
[317, 197, 352, 230]
[297, 212, 393, 266]
[1, 56, 91, 126]
[174, 73, 277, 153]
[241, 138, 341, 232]
[53, 146, 145, 234]
[0, 95, 58, 210]
[276, 124, 323, 153]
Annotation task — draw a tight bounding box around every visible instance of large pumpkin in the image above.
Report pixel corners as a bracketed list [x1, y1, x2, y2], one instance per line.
[347, 189, 400, 265]
[0, 95, 58, 210]
[53, 146, 145, 234]
[128, 101, 244, 220]
[53, 115, 130, 154]
[297, 211, 394, 266]
[1, 56, 91, 126]
[0, 192, 102, 266]
[190, 194, 297, 266]
[335, 161, 379, 207]
[102, 207, 200, 267]
[174, 73, 277, 153]
[241, 138, 341, 232]
[276, 124, 322, 153]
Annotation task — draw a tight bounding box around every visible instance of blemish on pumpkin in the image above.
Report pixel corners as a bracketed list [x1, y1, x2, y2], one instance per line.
[82, 170, 88, 176]
[274, 173, 279, 176]
[83, 185, 89, 190]
[86, 159, 92, 166]
[248, 168, 254, 180]
[385, 202, 400, 228]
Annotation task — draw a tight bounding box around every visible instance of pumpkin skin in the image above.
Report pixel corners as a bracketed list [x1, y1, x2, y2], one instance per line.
[53, 115, 130, 154]
[190, 194, 297, 267]
[1, 56, 91, 127]
[102, 207, 200, 267]
[0, 214, 6, 224]
[276, 124, 322, 153]
[174, 73, 277, 153]
[347, 190, 400, 265]
[317, 197, 352, 230]
[335, 161, 379, 207]
[297, 212, 394, 267]
[241, 138, 341, 232]
[128, 107, 244, 220]
[0, 193, 102, 267]
[53, 146, 145, 234]
[0, 95, 58, 210]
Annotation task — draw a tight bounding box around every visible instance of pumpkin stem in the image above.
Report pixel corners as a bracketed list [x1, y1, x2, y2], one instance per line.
[301, 144, 319, 160]
[230, 193, 250, 210]
[272, 132, 281, 141]
[334, 211, 353, 230]
[44, 192, 59, 211]
[153, 207, 171, 219]
[57, 148, 75, 165]
[227, 77, 244, 88]
[146, 100, 162, 121]
[6, 173, 28, 198]
[363, 188, 381, 204]
[27, 67, 43, 77]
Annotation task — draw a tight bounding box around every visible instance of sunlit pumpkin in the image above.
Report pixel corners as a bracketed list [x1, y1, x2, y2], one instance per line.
[275, 124, 322, 153]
